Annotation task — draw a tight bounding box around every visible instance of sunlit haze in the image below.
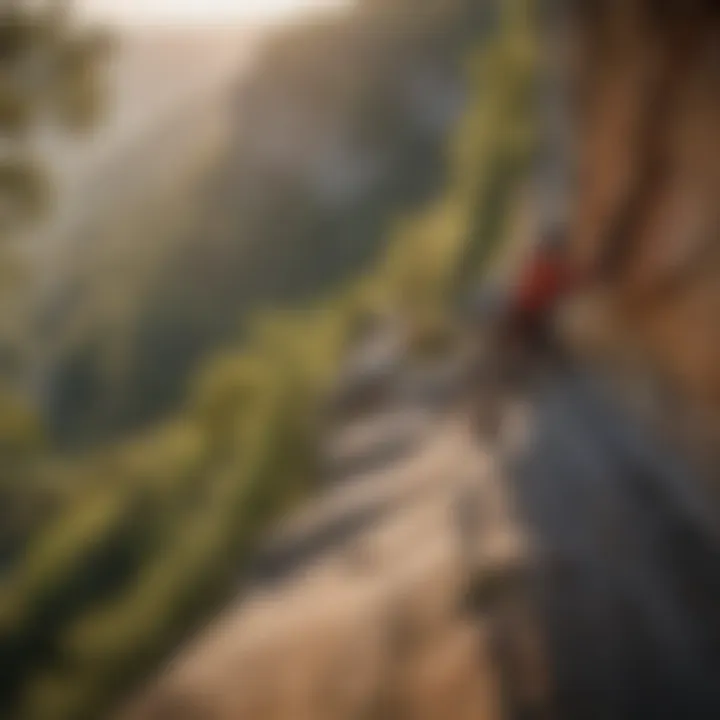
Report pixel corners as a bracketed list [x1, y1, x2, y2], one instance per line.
[82, 0, 351, 26]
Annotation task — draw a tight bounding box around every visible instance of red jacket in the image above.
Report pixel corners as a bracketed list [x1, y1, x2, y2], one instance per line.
[512, 251, 578, 323]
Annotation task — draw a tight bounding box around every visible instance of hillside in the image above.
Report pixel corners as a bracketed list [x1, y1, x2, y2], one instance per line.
[0, 3, 530, 719]
[27, 5, 488, 445]
[21, 27, 262, 441]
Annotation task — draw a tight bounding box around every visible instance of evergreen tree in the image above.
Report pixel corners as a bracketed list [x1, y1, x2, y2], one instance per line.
[0, 0, 111, 233]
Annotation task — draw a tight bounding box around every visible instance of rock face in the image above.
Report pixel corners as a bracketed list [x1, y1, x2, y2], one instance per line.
[568, 0, 720, 463]
[507, 366, 720, 719]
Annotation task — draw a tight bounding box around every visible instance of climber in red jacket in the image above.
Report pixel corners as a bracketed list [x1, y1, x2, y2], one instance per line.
[478, 225, 588, 397]
[505, 227, 581, 357]
[464, 227, 582, 434]
[514, 229, 573, 324]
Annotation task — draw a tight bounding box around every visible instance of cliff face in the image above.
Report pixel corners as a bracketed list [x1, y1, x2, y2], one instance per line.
[568, 0, 720, 460]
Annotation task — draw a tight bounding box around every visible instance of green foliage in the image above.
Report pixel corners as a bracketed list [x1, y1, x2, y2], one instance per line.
[0, 386, 43, 460]
[371, 0, 538, 341]
[0, 293, 363, 719]
[452, 0, 538, 284]
[0, 1, 111, 233]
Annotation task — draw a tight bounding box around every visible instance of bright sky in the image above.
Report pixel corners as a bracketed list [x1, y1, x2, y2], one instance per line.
[82, 0, 350, 25]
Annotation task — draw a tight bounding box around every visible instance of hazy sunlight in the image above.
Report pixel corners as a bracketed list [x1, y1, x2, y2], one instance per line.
[83, 0, 351, 25]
